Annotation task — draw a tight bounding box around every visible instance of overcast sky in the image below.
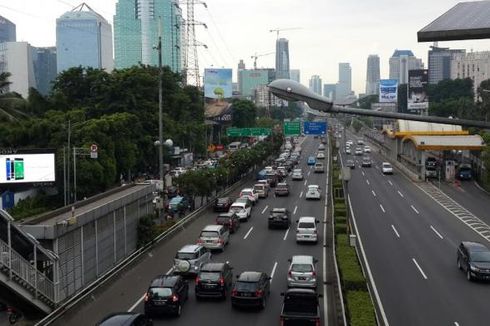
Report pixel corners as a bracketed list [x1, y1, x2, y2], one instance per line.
[3, 0, 490, 95]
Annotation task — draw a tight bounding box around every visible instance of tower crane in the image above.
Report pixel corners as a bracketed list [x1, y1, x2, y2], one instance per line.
[269, 27, 302, 39]
[251, 52, 274, 70]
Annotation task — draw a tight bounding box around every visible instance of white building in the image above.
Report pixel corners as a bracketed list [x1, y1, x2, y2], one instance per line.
[451, 51, 490, 98]
[366, 55, 380, 95]
[336, 63, 352, 100]
[389, 50, 423, 84]
[254, 84, 282, 108]
[0, 42, 36, 98]
[309, 75, 322, 95]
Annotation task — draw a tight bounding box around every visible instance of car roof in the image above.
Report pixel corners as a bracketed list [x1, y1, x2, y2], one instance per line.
[291, 255, 314, 264]
[150, 274, 179, 287]
[202, 225, 223, 231]
[382, 162, 391, 165]
[200, 262, 226, 272]
[308, 185, 319, 188]
[217, 212, 234, 218]
[216, 197, 230, 201]
[178, 244, 202, 253]
[462, 241, 489, 252]
[231, 201, 246, 207]
[97, 312, 145, 326]
[237, 271, 263, 281]
[241, 188, 253, 192]
[298, 216, 316, 222]
[293, 169, 302, 172]
[277, 182, 288, 187]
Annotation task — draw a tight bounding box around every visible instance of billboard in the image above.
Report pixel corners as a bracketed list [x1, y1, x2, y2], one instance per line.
[0, 153, 55, 184]
[408, 69, 429, 111]
[379, 79, 398, 103]
[204, 68, 233, 99]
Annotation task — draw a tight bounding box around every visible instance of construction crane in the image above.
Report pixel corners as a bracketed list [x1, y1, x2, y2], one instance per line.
[269, 27, 302, 39]
[251, 52, 274, 70]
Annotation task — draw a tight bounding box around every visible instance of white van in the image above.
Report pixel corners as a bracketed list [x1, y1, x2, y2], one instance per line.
[228, 142, 242, 152]
[253, 183, 269, 198]
[229, 201, 252, 221]
[296, 216, 320, 243]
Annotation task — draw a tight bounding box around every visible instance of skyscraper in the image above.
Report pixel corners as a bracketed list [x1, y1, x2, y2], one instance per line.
[290, 69, 300, 83]
[365, 55, 380, 95]
[428, 46, 465, 84]
[275, 38, 290, 79]
[336, 63, 352, 100]
[239, 69, 275, 98]
[114, 0, 183, 72]
[0, 15, 16, 43]
[389, 50, 423, 84]
[323, 83, 336, 101]
[56, 3, 113, 73]
[451, 51, 490, 99]
[0, 42, 36, 98]
[33, 47, 57, 96]
[309, 75, 322, 95]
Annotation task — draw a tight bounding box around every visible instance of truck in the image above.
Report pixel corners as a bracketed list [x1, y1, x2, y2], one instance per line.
[280, 288, 322, 326]
[425, 157, 438, 179]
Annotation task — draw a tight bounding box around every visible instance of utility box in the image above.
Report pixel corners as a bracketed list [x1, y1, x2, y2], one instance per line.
[349, 234, 357, 247]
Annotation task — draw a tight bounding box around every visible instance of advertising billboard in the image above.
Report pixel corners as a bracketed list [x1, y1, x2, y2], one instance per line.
[408, 69, 429, 111]
[204, 68, 233, 99]
[379, 79, 398, 103]
[0, 153, 55, 184]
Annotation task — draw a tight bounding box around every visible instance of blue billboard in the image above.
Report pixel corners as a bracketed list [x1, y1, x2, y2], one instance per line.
[379, 79, 398, 103]
[204, 68, 233, 99]
[303, 121, 327, 135]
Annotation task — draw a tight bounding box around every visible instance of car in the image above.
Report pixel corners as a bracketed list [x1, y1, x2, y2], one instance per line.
[316, 151, 325, 159]
[167, 196, 189, 215]
[240, 188, 259, 205]
[307, 156, 316, 165]
[214, 197, 233, 212]
[457, 241, 490, 281]
[346, 140, 354, 146]
[277, 166, 288, 177]
[363, 145, 371, 153]
[382, 162, 393, 174]
[268, 208, 291, 229]
[216, 212, 240, 233]
[195, 262, 234, 299]
[229, 201, 252, 221]
[173, 244, 211, 276]
[318, 144, 325, 150]
[305, 185, 321, 200]
[287, 255, 318, 288]
[292, 169, 303, 180]
[96, 312, 153, 326]
[457, 164, 472, 180]
[357, 139, 364, 145]
[346, 159, 355, 169]
[231, 271, 271, 309]
[345, 147, 351, 155]
[280, 288, 322, 326]
[266, 172, 279, 187]
[275, 182, 290, 196]
[144, 275, 189, 317]
[198, 225, 230, 252]
[361, 157, 372, 167]
[354, 147, 363, 155]
[257, 179, 271, 190]
[253, 183, 269, 198]
[314, 163, 324, 173]
[296, 217, 320, 243]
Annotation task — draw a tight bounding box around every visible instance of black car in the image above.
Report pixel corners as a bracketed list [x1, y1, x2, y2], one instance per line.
[214, 197, 233, 212]
[231, 271, 271, 309]
[268, 208, 291, 229]
[96, 312, 153, 326]
[195, 262, 234, 299]
[457, 241, 490, 281]
[144, 275, 189, 317]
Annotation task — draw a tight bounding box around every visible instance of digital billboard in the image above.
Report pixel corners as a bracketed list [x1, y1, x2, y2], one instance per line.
[379, 79, 398, 103]
[0, 153, 55, 184]
[204, 68, 233, 99]
[408, 69, 429, 111]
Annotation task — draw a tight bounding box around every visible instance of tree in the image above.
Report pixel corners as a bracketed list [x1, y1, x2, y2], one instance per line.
[477, 79, 490, 122]
[0, 72, 29, 122]
[358, 95, 378, 111]
[232, 99, 256, 127]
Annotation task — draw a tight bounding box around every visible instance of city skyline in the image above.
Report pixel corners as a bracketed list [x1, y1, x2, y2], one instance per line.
[3, 0, 490, 94]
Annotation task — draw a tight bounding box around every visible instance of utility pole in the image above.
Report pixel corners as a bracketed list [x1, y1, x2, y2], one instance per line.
[158, 17, 164, 192]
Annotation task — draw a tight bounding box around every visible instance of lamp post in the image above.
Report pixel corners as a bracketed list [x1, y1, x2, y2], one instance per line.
[154, 138, 174, 192]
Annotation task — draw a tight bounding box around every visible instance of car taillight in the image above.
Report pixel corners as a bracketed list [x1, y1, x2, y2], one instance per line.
[172, 294, 179, 302]
[312, 271, 316, 277]
[315, 317, 320, 326]
[144, 292, 149, 302]
[288, 270, 292, 277]
[218, 239, 224, 244]
[197, 239, 203, 244]
[280, 317, 285, 326]
[231, 289, 237, 296]
[255, 289, 263, 297]
[219, 277, 225, 286]
[195, 276, 200, 284]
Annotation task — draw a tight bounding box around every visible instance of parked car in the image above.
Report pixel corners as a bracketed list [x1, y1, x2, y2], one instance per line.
[144, 275, 189, 317]
[268, 208, 291, 229]
[240, 188, 259, 205]
[305, 185, 321, 200]
[361, 157, 372, 167]
[314, 163, 324, 173]
[216, 212, 240, 233]
[287, 255, 318, 288]
[280, 289, 322, 325]
[97, 313, 153, 326]
[275, 182, 290, 196]
[195, 262, 233, 299]
[167, 196, 190, 215]
[229, 201, 252, 221]
[292, 169, 303, 180]
[231, 271, 271, 309]
[307, 156, 316, 165]
[346, 159, 355, 169]
[382, 162, 393, 174]
[253, 183, 269, 198]
[457, 241, 490, 281]
[214, 197, 233, 212]
[296, 217, 320, 243]
[173, 244, 211, 276]
[197, 225, 230, 252]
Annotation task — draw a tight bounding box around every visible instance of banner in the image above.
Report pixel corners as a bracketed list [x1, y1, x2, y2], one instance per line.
[204, 68, 232, 99]
[379, 79, 398, 103]
[408, 69, 429, 111]
[0, 153, 55, 184]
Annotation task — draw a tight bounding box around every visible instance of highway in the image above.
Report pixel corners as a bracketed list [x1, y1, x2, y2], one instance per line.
[342, 131, 490, 326]
[55, 135, 331, 326]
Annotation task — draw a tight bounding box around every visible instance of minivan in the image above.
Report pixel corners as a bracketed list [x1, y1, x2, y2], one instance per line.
[197, 225, 230, 252]
[228, 141, 241, 152]
[229, 201, 252, 221]
[287, 255, 318, 288]
[253, 183, 269, 198]
[296, 217, 320, 243]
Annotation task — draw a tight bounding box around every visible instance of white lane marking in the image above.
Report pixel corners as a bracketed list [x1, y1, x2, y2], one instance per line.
[388, 180, 393, 186]
[128, 267, 173, 311]
[411, 205, 419, 214]
[283, 228, 290, 241]
[454, 322, 460, 326]
[391, 225, 400, 238]
[308, 171, 311, 176]
[270, 262, 278, 282]
[244, 226, 254, 239]
[366, 179, 370, 185]
[304, 180, 307, 186]
[372, 190, 376, 197]
[397, 190, 404, 198]
[412, 258, 428, 280]
[293, 206, 298, 215]
[362, 171, 365, 176]
[380, 204, 385, 213]
[261, 205, 268, 214]
[430, 225, 444, 239]
[299, 191, 303, 198]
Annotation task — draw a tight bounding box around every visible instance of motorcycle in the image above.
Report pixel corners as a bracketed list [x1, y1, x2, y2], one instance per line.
[7, 306, 21, 325]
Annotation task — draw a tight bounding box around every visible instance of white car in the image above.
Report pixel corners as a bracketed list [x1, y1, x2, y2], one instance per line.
[354, 147, 363, 155]
[345, 147, 351, 155]
[296, 217, 319, 243]
[229, 202, 252, 221]
[292, 169, 303, 180]
[240, 188, 259, 205]
[382, 162, 393, 174]
[305, 185, 321, 200]
[363, 145, 371, 153]
[316, 151, 325, 159]
[257, 179, 270, 190]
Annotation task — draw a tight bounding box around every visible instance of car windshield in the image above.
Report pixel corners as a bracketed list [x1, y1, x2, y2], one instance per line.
[235, 198, 248, 204]
[272, 211, 286, 217]
[217, 198, 229, 203]
[293, 169, 302, 173]
[383, 163, 391, 167]
[299, 222, 315, 229]
[471, 251, 490, 262]
[216, 217, 231, 224]
[230, 205, 244, 212]
[199, 272, 221, 281]
[284, 295, 317, 314]
[176, 252, 197, 260]
[308, 186, 318, 191]
[200, 231, 219, 238]
[149, 287, 172, 299]
[241, 191, 252, 196]
[292, 264, 313, 272]
[235, 281, 258, 291]
[253, 185, 263, 191]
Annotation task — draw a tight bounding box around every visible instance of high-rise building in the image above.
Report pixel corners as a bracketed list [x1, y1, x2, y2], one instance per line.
[255, 84, 281, 108]
[428, 46, 465, 84]
[323, 83, 336, 101]
[237, 59, 245, 92]
[33, 47, 57, 96]
[0, 15, 16, 43]
[275, 38, 290, 79]
[336, 63, 352, 100]
[451, 51, 490, 99]
[309, 75, 322, 95]
[290, 69, 300, 83]
[366, 55, 380, 95]
[0, 42, 36, 98]
[239, 69, 275, 98]
[114, 0, 183, 72]
[56, 3, 113, 73]
[389, 50, 423, 84]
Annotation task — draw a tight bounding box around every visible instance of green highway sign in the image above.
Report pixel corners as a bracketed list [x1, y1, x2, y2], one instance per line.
[283, 121, 301, 136]
[226, 128, 242, 137]
[226, 127, 271, 137]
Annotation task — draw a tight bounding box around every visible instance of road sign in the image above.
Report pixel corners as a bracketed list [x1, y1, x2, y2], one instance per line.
[283, 121, 301, 136]
[226, 128, 242, 137]
[226, 127, 271, 137]
[90, 144, 98, 152]
[303, 121, 327, 135]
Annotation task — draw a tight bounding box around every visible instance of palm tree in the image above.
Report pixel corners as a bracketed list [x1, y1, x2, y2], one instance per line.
[0, 72, 29, 121]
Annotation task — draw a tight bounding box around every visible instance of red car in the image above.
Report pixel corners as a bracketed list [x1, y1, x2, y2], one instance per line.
[216, 212, 240, 233]
[214, 197, 233, 212]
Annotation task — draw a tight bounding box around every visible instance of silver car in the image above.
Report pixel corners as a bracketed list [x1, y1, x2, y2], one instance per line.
[287, 255, 318, 288]
[173, 244, 212, 276]
[198, 225, 230, 252]
[292, 169, 303, 180]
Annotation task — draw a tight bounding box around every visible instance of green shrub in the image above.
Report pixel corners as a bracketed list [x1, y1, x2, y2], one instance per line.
[335, 215, 347, 224]
[346, 290, 377, 326]
[336, 234, 367, 291]
[154, 220, 177, 234]
[137, 215, 158, 248]
[335, 223, 347, 234]
[335, 208, 347, 217]
[7, 194, 60, 221]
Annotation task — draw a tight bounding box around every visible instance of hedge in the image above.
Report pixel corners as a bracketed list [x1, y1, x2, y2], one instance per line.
[346, 291, 377, 326]
[335, 223, 347, 234]
[335, 208, 347, 217]
[335, 215, 347, 224]
[336, 234, 367, 291]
